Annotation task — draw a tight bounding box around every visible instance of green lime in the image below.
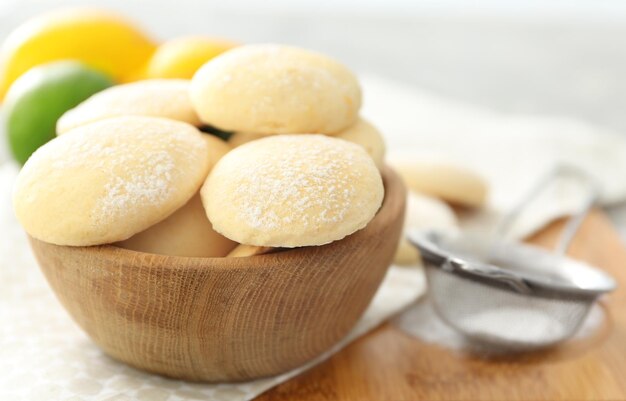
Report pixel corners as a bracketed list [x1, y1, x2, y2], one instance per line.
[3, 60, 114, 164]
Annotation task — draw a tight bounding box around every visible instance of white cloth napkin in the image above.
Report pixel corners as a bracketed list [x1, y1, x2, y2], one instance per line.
[3, 74, 626, 401]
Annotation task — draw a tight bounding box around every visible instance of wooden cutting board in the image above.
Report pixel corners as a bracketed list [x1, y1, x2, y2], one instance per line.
[258, 210, 626, 400]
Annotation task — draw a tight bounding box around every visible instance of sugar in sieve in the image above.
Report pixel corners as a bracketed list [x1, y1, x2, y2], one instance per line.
[408, 164, 617, 351]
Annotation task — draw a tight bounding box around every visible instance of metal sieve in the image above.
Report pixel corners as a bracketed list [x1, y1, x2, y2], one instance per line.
[408, 165, 617, 351]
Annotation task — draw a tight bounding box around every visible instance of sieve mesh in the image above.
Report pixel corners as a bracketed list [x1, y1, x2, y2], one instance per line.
[426, 265, 593, 351]
[411, 165, 616, 351]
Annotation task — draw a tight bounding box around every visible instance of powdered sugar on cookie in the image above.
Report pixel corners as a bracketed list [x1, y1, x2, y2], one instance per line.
[202, 135, 383, 247]
[13, 116, 210, 246]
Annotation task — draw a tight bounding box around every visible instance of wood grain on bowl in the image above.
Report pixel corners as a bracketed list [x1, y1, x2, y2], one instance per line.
[29, 166, 406, 382]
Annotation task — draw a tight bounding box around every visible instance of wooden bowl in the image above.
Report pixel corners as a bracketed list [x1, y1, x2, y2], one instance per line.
[29, 166, 406, 382]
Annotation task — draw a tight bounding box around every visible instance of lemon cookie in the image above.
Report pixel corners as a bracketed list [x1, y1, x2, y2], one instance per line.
[117, 135, 233, 257]
[388, 159, 488, 208]
[14, 116, 210, 246]
[202, 133, 232, 164]
[394, 192, 459, 265]
[117, 194, 236, 257]
[57, 79, 200, 134]
[336, 118, 385, 168]
[228, 119, 386, 168]
[202, 134, 383, 247]
[190, 44, 361, 135]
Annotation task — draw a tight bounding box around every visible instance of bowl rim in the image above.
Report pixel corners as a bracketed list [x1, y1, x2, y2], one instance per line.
[30, 165, 406, 272]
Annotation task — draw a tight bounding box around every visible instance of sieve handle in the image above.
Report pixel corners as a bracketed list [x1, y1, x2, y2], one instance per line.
[494, 164, 600, 256]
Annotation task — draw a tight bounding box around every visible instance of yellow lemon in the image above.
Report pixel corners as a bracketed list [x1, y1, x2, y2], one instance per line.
[145, 36, 237, 79]
[0, 8, 157, 100]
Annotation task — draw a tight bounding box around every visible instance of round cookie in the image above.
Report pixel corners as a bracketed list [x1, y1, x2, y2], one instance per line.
[228, 119, 386, 169]
[117, 194, 236, 257]
[388, 158, 488, 208]
[335, 118, 385, 168]
[190, 44, 361, 135]
[14, 116, 210, 246]
[57, 79, 201, 134]
[202, 133, 232, 163]
[394, 192, 459, 266]
[117, 135, 234, 257]
[202, 134, 383, 247]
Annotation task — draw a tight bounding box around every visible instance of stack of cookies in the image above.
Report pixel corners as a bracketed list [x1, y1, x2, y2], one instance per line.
[13, 44, 387, 257]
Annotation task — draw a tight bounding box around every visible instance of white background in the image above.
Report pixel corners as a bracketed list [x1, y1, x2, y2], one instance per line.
[1, 0, 625, 136]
